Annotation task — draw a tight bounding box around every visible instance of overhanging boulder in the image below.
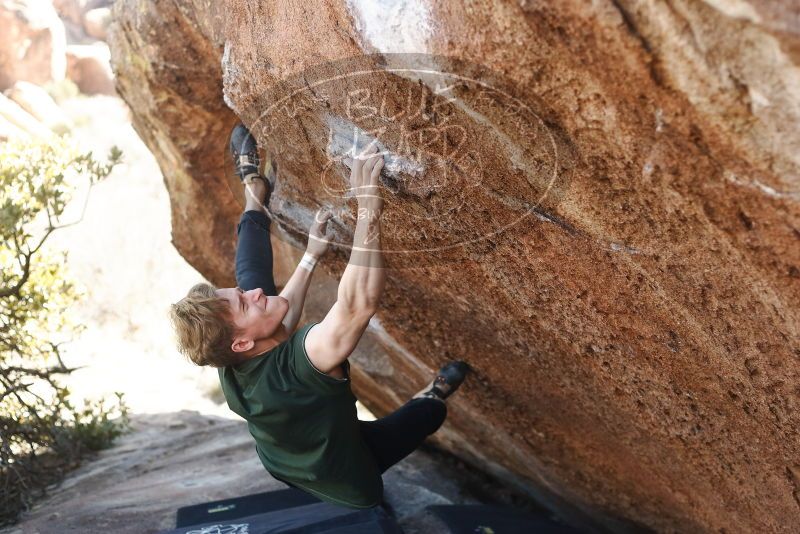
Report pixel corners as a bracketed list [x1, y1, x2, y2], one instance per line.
[109, 1, 800, 531]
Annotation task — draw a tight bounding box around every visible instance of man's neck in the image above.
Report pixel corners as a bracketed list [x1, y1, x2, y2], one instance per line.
[243, 324, 290, 359]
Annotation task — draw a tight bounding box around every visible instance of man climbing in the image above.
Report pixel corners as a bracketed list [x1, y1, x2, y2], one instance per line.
[169, 123, 471, 508]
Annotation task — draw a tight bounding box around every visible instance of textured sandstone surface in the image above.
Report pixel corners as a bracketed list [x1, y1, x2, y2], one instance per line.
[109, 1, 800, 532]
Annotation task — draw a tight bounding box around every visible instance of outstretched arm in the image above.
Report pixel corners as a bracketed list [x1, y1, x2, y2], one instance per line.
[305, 141, 385, 373]
[279, 210, 332, 333]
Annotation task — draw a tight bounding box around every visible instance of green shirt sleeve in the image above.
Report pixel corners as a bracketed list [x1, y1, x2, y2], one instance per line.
[290, 322, 352, 395]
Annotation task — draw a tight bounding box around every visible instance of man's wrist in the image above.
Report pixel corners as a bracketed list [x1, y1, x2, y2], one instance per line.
[299, 252, 318, 272]
[357, 197, 384, 212]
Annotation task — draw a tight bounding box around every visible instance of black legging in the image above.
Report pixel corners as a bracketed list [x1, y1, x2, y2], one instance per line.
[235, 210, 277, 296]
[234, 210, 447, 478]
[358, 397, 446, 474]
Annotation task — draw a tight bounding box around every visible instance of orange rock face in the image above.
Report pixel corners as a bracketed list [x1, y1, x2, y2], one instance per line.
[109, 1, 800, 531]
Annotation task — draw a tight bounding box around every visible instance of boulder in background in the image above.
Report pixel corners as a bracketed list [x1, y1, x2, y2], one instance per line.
[0, 91, 52, 139]
[52, 0, 88, 26]
[5, 80, 70, 132]
[82, 7, 110, 41]
[66, 42, 114, 95]
[0, 0, 67, 91]
[0, 114, 27, 141]
[52, 0, 112, 43]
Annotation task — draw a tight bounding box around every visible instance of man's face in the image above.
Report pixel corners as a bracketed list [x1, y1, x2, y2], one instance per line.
[215, 287, 289, 353]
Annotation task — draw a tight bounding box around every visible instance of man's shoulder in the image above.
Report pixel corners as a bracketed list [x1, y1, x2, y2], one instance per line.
[289, 321, 318, 349]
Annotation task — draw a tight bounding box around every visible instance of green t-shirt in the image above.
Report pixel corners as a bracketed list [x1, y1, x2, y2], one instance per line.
[218, 322, 383, 508]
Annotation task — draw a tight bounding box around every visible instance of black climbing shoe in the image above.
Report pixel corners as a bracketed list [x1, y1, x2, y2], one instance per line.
[421, 361, 471, 401]
[229, 122, 261, 183]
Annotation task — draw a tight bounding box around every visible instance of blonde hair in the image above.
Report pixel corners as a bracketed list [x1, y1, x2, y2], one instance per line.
[169, 282, 241, 368]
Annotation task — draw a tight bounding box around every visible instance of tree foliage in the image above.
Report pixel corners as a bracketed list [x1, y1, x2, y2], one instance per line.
[0, 137, 128, 526]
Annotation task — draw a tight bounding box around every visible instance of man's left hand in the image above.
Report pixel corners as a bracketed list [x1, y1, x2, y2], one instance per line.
[307, 208, 332, 259]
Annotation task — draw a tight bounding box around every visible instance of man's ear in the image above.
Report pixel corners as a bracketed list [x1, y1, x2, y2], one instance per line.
[231, 337, 255, 354]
